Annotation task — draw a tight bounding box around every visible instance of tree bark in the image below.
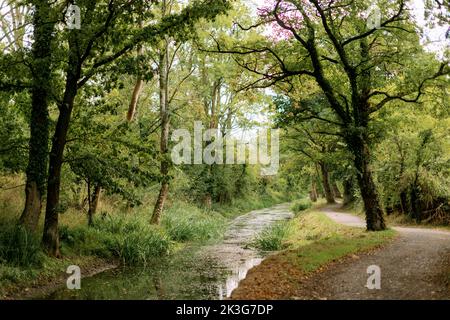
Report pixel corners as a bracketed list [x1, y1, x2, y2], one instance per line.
[19, 0, 54, 233]
[343, 177, 356, 206]
[151, 183, 169, 225]
[332, 181, 342, 199]
[319, 162, 335, 204]
[151, 42, 170, 225]
[20, 182, 43, 233]
[309, 178, 318, 202]
[43, 108, 71, 257]
[88, 183, 101, 227]
[127, 78, 144, 122]
[42, 44, 79, 256]
[348, 134, 386, 231]
[127, 23, 145, 122]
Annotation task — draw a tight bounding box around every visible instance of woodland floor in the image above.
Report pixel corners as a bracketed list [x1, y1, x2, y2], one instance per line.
[231, 205, 450, 300]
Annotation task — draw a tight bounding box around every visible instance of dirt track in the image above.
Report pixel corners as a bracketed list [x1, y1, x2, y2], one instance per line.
[296, 206, 450, 300]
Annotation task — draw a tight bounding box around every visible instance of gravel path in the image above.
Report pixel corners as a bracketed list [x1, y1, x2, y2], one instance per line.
[298, 206, 450, 300]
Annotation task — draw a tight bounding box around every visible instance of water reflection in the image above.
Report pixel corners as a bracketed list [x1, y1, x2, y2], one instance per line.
[218, 258, 262, 299]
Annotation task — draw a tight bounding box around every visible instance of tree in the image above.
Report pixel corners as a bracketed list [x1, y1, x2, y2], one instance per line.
[66, 90, 158, 226]
[274, 94, 340, 204]
[42, 0, 232, 255]
[15, 0, 55, 233]
[374, 94, 450, 222]
[213, 0, 449, 230]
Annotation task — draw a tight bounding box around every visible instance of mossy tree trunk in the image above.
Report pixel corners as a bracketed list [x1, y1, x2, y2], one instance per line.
[20, 0, 55, 233]
[151, 39, 170, 225]
[87, 181, 101, 227]
[343, 177, 356, 206]
[319, 161, 335, 204]
[309, 178, 318, 202]
[43, 35, 80, 257]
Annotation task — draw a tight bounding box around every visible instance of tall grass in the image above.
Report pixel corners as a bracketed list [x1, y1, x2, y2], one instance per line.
[252, 221, 291, 251]
[60, 215, 172, 265]
[291, 199, 312, 214]
[213, 190, 297, 219]
[0, 222, 43, 267]
[162, 202, 226, 242]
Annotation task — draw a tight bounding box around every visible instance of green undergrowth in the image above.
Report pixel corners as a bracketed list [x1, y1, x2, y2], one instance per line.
[0, 193, 297, 294]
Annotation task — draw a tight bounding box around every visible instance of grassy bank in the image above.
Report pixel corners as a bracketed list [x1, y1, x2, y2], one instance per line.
[0, 186, 296, 298]
[233, 202, 397, 299]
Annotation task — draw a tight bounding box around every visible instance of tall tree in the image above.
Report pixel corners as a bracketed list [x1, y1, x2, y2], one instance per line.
[42, 0, 231, 255]
[19, 0, 55, 232]
[151, 33, 171, 225]
[215, 0, 449, 230]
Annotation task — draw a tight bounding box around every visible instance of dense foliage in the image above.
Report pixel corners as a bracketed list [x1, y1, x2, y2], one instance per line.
[0, 0, 448, 288]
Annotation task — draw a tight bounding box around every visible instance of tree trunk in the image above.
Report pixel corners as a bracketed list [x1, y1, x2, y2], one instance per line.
[309, 178, 318, 202]
[400, 191, 408, 215]
[343, 177, 356, 206]
[126, 23, 145, 122]
[332, 181, 342, 199]
[42, 47, 79, 256]
[20, 182, 43, 233]
[410, 185, 421, 221]
[43, 106, 71, 257]
[19, 0, 54, 233]
[151, 183, 169, 225]
[88, 184, 101, 226]
[348, 135, 386, 231]
[319, 162, 335, 204]
[127, 78, 144, 122]
[151, 44, 170, 225]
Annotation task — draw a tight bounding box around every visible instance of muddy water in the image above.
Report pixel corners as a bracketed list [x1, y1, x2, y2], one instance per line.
[44, 203, 293, 300]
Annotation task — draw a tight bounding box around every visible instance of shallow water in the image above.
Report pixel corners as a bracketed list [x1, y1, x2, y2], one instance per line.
[44, 203, 293, 300]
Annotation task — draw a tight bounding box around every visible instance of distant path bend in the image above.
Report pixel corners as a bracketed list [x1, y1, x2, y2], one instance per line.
[301, 205, 450, 300]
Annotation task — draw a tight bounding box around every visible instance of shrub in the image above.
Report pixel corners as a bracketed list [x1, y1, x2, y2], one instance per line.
[291, 199, 312, 214]
[60, 214, 172, 265]
[105, 226, 171, 265]
[0, 222, 43, 268]
[162, 203, 225, 242]
[0, 265, 36, 285]
[252, 221, 290, 251]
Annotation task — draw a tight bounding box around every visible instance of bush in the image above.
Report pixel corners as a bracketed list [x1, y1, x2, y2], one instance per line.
[104, 227, 171, 265]
[252, 221, 290, 251]
[60, 214, 172, 265]
[0, 222, 43, 268]
[291, 199, 312, 214]
[162, 203, 225, 242]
